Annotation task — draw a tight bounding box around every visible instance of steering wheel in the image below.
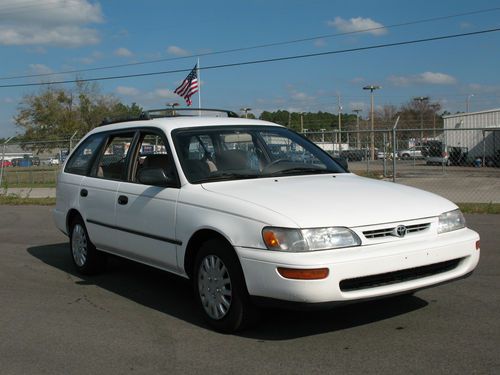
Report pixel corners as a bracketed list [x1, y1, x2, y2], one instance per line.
[262, 158, 290, 173]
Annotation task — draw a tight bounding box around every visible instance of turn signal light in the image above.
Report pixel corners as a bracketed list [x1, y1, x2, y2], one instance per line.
[263, 231, 280, 248]
[277, 267, 329, 280]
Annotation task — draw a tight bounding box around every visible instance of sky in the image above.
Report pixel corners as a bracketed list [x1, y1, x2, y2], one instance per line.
[1, 0, 500, 138]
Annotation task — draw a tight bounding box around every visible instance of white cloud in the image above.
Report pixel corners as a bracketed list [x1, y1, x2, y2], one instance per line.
[0, 0, 103, 47]
[29, 64, 53, 75]
[114, 47, 133, 57]
[419, 72, 456, 85]
[116, 86, 140, 96]
[389, 72, 457, 86]
[153, 89, 177, 99]
[167, 45, 190, 57]
[328, 16, 387, 36]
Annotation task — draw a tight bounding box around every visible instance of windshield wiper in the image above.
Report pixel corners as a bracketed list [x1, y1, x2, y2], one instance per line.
[194, 172, 260, 183]
[266, 167, 334, 176]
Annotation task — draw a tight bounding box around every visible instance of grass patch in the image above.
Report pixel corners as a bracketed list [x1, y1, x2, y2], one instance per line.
[0, 195, 56, 206]
[458, 203, 500, 214]
[2, 182, 56, 188]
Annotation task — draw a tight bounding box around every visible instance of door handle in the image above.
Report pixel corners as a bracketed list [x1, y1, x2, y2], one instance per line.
[118, 195, 128, 205]
[80, 189, 88, 197]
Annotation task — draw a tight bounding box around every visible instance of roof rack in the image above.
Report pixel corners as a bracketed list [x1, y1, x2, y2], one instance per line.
[145, 108, 240, 118]
[99, 108, 240, 126]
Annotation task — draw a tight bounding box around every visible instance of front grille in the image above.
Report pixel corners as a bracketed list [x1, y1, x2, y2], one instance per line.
[363, 223, 430, 239]
[339, 258, 463, 292]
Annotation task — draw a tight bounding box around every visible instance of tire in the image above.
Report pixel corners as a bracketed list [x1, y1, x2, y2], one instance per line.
[193, 238, 259, 333]
[402, 154, 410, 159]
[69, 216, 106, 275]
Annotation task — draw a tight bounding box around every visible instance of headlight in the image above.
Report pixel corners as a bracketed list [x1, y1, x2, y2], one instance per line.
[262, 227, 361, 252]
[438, 209, 466, 234]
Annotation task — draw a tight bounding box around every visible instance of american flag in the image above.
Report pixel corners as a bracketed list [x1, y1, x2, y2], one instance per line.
[174, 64, 198, 106]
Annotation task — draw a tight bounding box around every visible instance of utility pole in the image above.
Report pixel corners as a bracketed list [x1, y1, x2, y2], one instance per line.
[300, 112, 304, 133]
[352, 109, 362, 149]
[337, 94, 342, 153]
[363, 85, 381, 160]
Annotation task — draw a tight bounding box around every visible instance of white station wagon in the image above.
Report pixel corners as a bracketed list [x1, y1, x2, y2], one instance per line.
[53, 109, 480, 332]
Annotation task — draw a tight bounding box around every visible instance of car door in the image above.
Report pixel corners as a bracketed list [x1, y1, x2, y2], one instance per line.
[79, 131, 136, 252]
[113, 130, 181, 272]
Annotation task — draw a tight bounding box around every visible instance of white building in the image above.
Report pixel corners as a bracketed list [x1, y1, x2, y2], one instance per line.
[443, 108, 500, 159]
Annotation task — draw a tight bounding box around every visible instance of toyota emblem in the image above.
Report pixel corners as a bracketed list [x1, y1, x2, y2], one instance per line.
[395, 225, 407, 238]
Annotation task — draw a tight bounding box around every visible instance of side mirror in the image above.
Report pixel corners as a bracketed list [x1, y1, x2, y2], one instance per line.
[137, 168, 169, 187]
[333, 157, 349, 171]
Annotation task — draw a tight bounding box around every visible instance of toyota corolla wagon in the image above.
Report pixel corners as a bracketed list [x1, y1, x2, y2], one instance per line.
[53, 108, 480, 332]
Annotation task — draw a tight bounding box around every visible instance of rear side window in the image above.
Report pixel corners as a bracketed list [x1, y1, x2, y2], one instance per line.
[65, 133, 106, 175]
[94, 133, 136, 180]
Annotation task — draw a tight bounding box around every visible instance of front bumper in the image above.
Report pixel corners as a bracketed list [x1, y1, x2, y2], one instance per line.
[237, 228, 480, 304]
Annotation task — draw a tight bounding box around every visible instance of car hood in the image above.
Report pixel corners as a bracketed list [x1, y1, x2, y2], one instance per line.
[201, 174, 456, 228]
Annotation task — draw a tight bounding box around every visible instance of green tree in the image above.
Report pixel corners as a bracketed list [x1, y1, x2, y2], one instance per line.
[14, 81, 143, 151]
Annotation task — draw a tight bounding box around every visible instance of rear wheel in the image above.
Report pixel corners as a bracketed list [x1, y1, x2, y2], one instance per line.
[193, 238, 259, 333]
[69, 216, 106, 275]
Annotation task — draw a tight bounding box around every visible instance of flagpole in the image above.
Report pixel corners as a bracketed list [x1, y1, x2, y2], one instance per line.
[197, 57, 201, 115]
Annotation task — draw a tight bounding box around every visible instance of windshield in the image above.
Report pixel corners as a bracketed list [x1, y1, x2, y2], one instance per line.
[173, 126, 346, 183]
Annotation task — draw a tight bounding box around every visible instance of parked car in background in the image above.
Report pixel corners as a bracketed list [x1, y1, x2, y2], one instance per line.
[448, 147, 468, 166]
[340, 149, 367, 161]
[1, 160, 12, 167]
[398, 146, 424, 159]
[376, 150, 398, 160]
[423, 142, 468, 166]
[49, 158, 60, 166]
[54, 108, 480, 332]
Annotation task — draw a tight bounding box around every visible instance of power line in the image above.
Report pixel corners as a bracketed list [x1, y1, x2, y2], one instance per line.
[1, 6, 500, 81]
[1, 26, 499, 89]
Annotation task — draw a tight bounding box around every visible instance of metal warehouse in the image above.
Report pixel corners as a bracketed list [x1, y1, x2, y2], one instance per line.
[443, 108, 500, 162]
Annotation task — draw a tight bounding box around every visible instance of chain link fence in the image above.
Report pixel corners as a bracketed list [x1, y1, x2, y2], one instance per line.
[0, 139, 77, 189]
[1, 127, 499, 204]
[303, 126, 500, 203]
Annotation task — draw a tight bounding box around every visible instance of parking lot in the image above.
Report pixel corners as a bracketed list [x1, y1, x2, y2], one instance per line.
[0, 206, 499, 374]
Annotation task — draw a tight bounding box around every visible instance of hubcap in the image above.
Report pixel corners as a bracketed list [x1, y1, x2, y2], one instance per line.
[198, 255, 232, 320]
[71, 224, 88, 267]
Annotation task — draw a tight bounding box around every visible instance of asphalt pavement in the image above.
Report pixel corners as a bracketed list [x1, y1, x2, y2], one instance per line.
[0, 206, 499, 374]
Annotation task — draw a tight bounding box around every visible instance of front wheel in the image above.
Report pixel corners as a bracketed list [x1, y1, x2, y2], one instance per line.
[193, 239, 259, 333]
[69, 216, 106, 275]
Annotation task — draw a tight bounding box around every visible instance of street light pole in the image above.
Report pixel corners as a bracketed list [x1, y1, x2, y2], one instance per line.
[363, 85, 381, 160]
[466, 94, 474, 113]
[240, 107, 252, 118]
[166, 102, 179, 116]
[352, 109, 362, 149]
[413, 96, 429, 142]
